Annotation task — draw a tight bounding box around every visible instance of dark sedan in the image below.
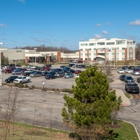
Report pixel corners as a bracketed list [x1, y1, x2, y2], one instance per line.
[119, 74, 126, 81]
[124, 76, 134, 83]
[45, 73, 55, 79]
[137, 77, 140, 83]
[125, 82, 139, 93]
[5, 76, 18, 83]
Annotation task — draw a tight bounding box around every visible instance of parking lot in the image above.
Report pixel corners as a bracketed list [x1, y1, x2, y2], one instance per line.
[2, 64, 85, 89]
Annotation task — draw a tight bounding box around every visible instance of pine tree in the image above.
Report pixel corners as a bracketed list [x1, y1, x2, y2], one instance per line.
[62, 66, 121, 139]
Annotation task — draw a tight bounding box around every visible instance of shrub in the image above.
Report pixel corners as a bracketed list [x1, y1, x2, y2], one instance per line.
[18, 83, 24, 88]
[62, 88, 73, 93]
[32, 85, 35, 89]
[14, 83, 19, 87]
[24, 84, 28, 88]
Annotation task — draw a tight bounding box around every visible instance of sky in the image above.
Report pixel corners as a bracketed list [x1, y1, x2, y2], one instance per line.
[0, 0, 140, 50]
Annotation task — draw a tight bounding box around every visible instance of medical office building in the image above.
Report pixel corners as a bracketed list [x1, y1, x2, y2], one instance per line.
[79, 38, 136, 62]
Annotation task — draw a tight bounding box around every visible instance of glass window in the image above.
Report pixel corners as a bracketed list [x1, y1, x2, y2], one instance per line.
[116, 41, 125, 44]
[122, 53, 125, 55]
[97, 42, 105, 45]
[89, 43, 96, 46]
[81, 43, 88, 46]
[122, 48, 125, 50]
[106, 42, 115, 45]
[112, 53, 114, 55]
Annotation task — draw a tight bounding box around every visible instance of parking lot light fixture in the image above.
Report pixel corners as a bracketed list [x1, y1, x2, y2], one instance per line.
[34, 48, 37, 66]
[0, 42, 4, 86]
[42, 81, 45, 90]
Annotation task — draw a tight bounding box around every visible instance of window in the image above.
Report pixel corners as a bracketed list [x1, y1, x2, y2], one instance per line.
[122, 48, 125, 50]
[122, 53, 125, 55]
[122, 58, 124, 60]
[106, 42, 115, 45]
[81, 43, 88, 46]
[112, 58, 114, 60]
[97, 42, 105, 45]
[116, 41, 125, 44]
[89, 43, 96, 46]
[112, 53, 114, 55]
[94, 53, 96, 55]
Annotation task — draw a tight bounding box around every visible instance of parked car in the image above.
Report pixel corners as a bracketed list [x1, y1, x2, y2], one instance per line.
[124, 69, 133, 74]
[75, 70, 82, 74]
[119, 74, 126, 81]
[117, 69, 125, 74]
[12, 68, 23, 75]
[45, 64, 51, 67]
[5, 76, 18, 83]
[4, 68, 12, 73]
[44, 67, 51, 71]
[16, 64, 21, 67]
[64, 73, 74, 78]
[41, 71, 48, 76]
[23, 70, 36, 76]
[122, 66, 128, 70]
[54, 71, 65, 77]
[45, 73, 55, 79]
[128, 66, 135, 70]
[137, 77, 140, 83]
[124, 76, 134, 83]
[70, 69, 75, 73]
[14, 76, 30, 84]
[30, 71, 42, 77]
[63, 67, 71, 73]
[125, 82, 139, 93]
[60, 65, 66, 69]
[132, 70, 140, 76]
[69, 63, 75, 67]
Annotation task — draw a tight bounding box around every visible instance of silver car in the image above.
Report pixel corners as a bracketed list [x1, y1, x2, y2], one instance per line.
[64, 73, 74, 78]
[30, 71, 42, 77]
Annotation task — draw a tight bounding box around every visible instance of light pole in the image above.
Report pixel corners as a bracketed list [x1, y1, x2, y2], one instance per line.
[0, 42, 3, 86]
[34, 48, 37, 66]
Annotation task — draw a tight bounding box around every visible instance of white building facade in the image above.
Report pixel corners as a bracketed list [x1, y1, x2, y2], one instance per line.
[79, 38, 136, 61]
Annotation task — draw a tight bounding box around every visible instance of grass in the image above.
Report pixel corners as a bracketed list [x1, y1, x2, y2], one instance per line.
[111, 121, 139, 140]
[0, 121, 138, 140]
[125, 93, 131, 99]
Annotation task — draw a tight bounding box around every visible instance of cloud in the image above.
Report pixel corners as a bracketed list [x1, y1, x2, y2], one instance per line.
[102, 30, 109, 35]
[18, 0, 25, 3]
[0, 24, 8, 27]
[96, 24, 102, 27]
[129, 19, 140, 26]
[94, 34, 102, 39]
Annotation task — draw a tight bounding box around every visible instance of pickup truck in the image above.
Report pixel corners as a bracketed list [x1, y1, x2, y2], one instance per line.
[13, 76, 30, 84]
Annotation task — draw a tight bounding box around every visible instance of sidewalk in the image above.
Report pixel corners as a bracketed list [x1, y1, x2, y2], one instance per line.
[115, 88, 131, 106]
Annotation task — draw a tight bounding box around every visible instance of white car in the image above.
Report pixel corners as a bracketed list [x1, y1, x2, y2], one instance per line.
[75, 74, 79, 78]
[14, 76, 30, 84]
[125, 69, 133, 74]
[117, 69, 125, 74]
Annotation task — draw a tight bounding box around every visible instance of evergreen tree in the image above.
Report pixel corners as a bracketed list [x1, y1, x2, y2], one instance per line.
[62, 66, 121, 139]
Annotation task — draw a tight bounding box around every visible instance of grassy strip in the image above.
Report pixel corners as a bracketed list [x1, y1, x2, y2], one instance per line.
[0, 120, 138, 140]
[111, 121, 138, 140]
[125, 93, 131, 99]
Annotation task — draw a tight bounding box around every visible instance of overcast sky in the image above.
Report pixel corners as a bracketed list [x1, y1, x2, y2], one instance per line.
[0, 0, 140, 49]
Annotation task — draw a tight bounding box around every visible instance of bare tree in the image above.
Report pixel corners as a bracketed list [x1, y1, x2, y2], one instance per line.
[0, 87, 25, 139]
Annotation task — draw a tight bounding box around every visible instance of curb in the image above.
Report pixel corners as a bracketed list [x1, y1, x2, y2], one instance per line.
[122, 120, 140, 140]
[2, 85, 71, 95]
